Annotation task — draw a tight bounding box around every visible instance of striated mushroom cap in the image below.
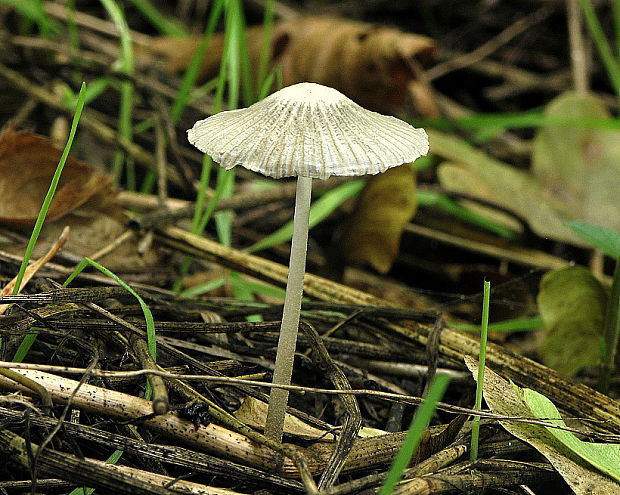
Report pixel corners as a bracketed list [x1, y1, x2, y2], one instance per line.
[188, 82, 429, 180]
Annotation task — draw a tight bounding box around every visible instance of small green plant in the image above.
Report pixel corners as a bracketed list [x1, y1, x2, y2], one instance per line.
[470, 279, 491, 459]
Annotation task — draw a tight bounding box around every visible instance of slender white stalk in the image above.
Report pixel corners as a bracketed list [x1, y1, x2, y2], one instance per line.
[265, 176, 313, 442]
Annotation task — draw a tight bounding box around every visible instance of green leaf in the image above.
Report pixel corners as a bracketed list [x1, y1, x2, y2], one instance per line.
[537, 266, 606, 376]
[247, 179, 365, 253]
[464, 358, 620, 494]
[522, 387, 620, 483]
[567, 222, 620, 258]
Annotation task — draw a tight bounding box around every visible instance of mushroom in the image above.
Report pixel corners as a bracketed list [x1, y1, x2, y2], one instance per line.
[188, 82, 429, 442]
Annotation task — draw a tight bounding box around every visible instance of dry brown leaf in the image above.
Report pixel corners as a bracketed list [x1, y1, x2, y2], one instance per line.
[235, 396, 336, 441]
[0, 130, 160, 271]
[234, 396, 386, 440]
[340, 165, 417, 273]
[0, 130, 114, 226]
[140, 16, 438, 115]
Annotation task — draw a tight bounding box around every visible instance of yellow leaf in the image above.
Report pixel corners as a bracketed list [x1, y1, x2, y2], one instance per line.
[341, 165, 417, 273]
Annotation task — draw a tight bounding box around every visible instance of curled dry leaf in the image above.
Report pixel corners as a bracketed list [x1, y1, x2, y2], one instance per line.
[140, 16, 438, 115]
[235, 396, 336, 442]
[0, 129, 114, 225]
[340, 165, 417, 273]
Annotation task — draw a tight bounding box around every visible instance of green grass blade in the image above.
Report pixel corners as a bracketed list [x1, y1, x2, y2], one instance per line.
[257, 0, 276, 93]
[170, 0, 225, 123]
[12, 82, 87, 297]
[232, 2, 254, 106]
[213, 170, 236, 247]
[379, 374, 450, 495]
[0, 0, 60, 37]
[67, 449, 124, 495]
[178, 0, 253, 285]
[191, 156, 214, 233]
[100, 0, 135, 185]
[66, 0, 79, 51]
[224, 0, 242, 109]
[192, 0, 236, 238]
[614, 0, 620, 58]
[229, 272, 263, 322]
[12, 333, 38, 363]
[471, 279, 491, 460]
[579, 0, 620, 103]
[63, 77, 111, 109]
[247, 179, 366, 253]
[208, 1, 248, 246]
[126, 0, 187, 36]
[417, 189, 518, 240]
[8, 82, 87, 359]
[180, 277, 226, 298]
[64, 258, 157, 360]
[174, 1, 228, 292]
[425, 112, 620, 135]
[257, 68, 277, 100]
[231, 276, 286, 300]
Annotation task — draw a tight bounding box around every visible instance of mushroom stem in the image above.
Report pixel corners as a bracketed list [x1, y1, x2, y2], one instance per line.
[265, 175, 313, 442]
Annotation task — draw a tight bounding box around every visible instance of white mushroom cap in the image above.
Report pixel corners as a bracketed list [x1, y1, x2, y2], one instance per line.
[187, 82, 429, 180]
